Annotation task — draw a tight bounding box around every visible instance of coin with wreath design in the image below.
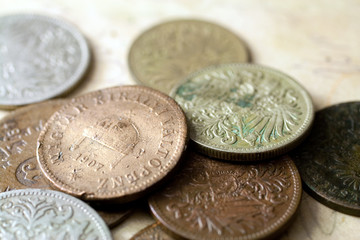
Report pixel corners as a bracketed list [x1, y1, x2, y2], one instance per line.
[171, 63, 314, 161]
[291, 102, 360, 216]
[0, 189, 112, 239]
[149, 151, 302, 240]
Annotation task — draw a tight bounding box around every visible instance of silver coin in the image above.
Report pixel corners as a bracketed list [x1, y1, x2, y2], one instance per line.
[0, 14, 90, 108]
[0, 189, 112, 240]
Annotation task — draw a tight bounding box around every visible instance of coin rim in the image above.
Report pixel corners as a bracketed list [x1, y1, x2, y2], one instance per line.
[170, 63, 314, 161]
[0, 14, 90, 107]
[149, 155, 302, 240]
[292, 101, 360, 216]
[128, 18, 249, 93]
[36, 85, 188, 201]
[0, 189, 112, 239]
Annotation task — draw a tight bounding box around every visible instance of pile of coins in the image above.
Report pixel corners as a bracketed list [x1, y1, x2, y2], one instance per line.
[0, 14, 358, 240]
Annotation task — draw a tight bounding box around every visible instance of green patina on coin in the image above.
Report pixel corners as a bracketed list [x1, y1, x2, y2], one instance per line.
[291, 102, 360, 216]
[172, 64, 314, 161]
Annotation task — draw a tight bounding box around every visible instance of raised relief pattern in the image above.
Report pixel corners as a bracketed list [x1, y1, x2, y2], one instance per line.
[175, 69, 302, 147]
[162, 158, 291, 235]
[0, 196, 98, 239]
[0, 16, 82, 99]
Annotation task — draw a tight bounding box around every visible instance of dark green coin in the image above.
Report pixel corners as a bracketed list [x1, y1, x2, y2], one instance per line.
[291, 102, 360, 216]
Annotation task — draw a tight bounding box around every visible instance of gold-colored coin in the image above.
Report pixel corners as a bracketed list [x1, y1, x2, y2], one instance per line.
[128, 19, 249, 94]
[171, 63, 314, 161]
[37, 86, 187, 202]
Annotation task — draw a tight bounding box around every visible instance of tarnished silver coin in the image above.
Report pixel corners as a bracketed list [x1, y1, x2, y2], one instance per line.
[0, 14, 90, 108]
[0, 189, 112, 239]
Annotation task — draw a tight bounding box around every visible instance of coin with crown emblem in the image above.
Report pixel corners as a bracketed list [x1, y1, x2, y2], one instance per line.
[37, 86, 187, 202]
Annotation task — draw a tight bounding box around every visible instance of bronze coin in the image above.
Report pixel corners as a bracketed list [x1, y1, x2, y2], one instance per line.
[0, 100, 130, 227]
[291, 102, 360, 216]
[131, 222, 177, 240]
[37, 86, 188, 202]
[128, 19, 249, 94]
[149, 151, 302, 240]
[0, 100, 65, 191]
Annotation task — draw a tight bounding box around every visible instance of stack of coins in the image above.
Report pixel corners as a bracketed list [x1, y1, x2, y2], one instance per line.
[0, 13, 358, 240]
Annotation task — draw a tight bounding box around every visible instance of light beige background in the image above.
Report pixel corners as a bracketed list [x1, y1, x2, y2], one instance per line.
[0, 0, 359, 239]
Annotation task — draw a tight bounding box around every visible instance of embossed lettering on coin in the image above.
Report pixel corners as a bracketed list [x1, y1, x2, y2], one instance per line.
[37, 86, 187, 202]
[0, 100, 65, 191]
[291, 102, 360, 216]
[149, 151, 301, 240]
[0, 189, 112, 239]
[129, 19, 249, 94]
[0, 14, 90, 107]
[172, 63, 314, 161]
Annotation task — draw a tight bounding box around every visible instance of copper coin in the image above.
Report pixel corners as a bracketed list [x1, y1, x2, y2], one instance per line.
[37, 86, 187, 202]
[128, 19, 249, 94]
[291, 102, 360, 216]
[0, 99, 65, 191]
[131, 222, 177, 240]
[149, 151, 302, 240]
[0, 100, 130, 227]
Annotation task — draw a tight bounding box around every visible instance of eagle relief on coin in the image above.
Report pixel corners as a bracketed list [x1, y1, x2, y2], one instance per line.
[37, 86, 187, 202]
[0, 14, 90, 108]
[149, 151, 302, 240]
[128, 19, 249, 94]
[171, 63, 314, 161]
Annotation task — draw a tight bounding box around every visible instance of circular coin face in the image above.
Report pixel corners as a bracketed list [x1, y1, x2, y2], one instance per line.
[0, 14, 90, 108]
[0, 189, 112, 239]
[291, 102, 360, 216]
[37, 86, 187, 202]
[149, 151, 302, 240]
[128, 19, 249, 94]
[171, 63, 314, 161]
[0, 100, 130, 227]
[131, 222, 176, 240]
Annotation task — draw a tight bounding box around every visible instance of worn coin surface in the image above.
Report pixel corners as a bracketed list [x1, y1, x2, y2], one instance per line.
[37, 86, 187, 202]
[131, 222, 176, 240]
[291, 102, 360, 216]
[149, 151, 302, 240]
[0, 189, 112, 239]
[128, 19, 249, 94]
[0, 100, 130, 227]
[171, 63, 314, 161]
[0, 100, 65, 191]
[0, 14, 90, 108]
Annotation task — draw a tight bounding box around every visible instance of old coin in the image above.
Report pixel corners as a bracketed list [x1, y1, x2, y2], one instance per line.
[0, 14, 90, 108]
[37, 86, 187, 202]
[0, 99, 65, 191]
[291, 102, 360, 216]
[171, 63, 314, 161]
[128, 19, 249, 94]
[131, 222, 176, 240]
[149, 151, 302, 240]
[0, 189, 112, 239]
[0, 100, 131, 227]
